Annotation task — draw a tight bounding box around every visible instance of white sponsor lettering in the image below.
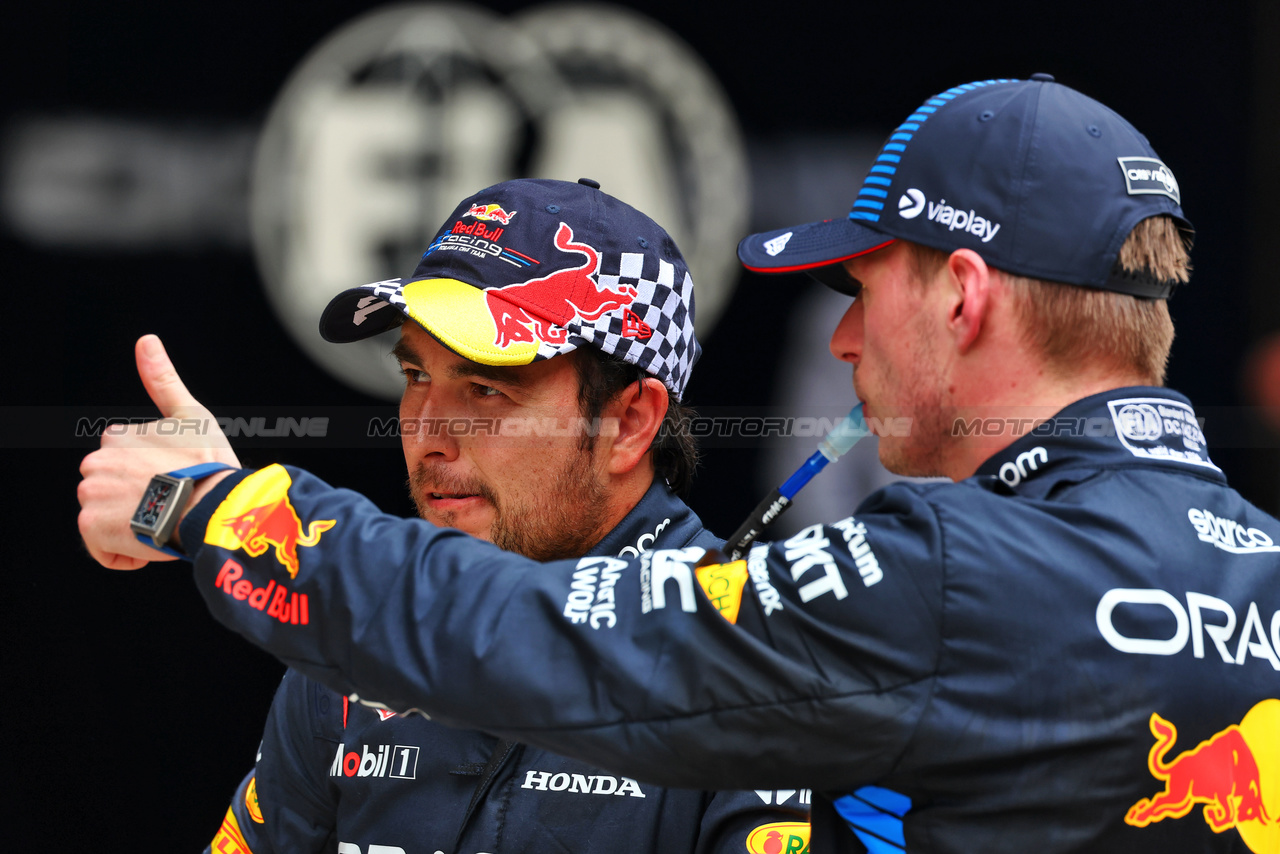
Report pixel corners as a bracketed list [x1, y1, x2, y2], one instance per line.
[755, 788, 812, 805]
[329, 743, 419, 779]
[352, 293, 393, 326]
[337, 844, 407, 854]
[1117, 156, 1181, 203]
[1186, 508, 1280, 554]
[830, 517, 883, 586]
[921, 197, 1002, 243]
[783, 524, 849, 603]
[763, 232, 793, 256]
[617, 517, 671, 558]
[640, 547, 703, 613]
[997, 446, 1048, 488]
[746, 544, 784, 616]
[522, 769, 646, 797]
[1096, 588, 1280, 669]
[563, 556, 628, 629]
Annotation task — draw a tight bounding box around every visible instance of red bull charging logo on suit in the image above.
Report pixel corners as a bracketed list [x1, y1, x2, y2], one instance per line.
[1127, 699, 1279, 851]
[204, 464, 336, 578]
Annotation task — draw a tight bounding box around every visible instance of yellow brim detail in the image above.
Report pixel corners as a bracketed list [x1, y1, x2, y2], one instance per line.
[402, 278, 540, 366]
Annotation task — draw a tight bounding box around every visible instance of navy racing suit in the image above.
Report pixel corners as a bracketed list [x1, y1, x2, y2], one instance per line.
[204, 482, 808, 854]
[183, 388, 1280, 853]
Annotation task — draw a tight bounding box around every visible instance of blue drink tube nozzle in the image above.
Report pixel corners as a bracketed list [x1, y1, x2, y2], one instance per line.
[718, 404, 869, 562]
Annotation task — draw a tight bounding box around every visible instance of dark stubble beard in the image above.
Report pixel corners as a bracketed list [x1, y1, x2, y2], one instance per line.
[407, 443, 611, 562]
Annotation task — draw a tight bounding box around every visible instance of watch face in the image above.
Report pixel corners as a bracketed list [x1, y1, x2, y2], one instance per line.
[132, 478, 177, 530]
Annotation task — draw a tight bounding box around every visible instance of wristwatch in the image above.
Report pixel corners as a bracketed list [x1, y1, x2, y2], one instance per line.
[131, 462, 236, 557]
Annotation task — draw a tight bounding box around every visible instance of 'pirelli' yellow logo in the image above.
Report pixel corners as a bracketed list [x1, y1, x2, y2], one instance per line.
[695, 560, 748, 624]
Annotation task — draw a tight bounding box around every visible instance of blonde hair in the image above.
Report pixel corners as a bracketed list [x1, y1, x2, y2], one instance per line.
[908, 216, 1190, 384]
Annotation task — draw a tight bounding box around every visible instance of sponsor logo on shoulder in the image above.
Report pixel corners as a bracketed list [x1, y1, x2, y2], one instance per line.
[783, 524, 850, 603]
[245, 776, 264, 823]
[830, 517, 883, 586]
[1118, 156, 1180, 204]
[747, 544, 784, 616]
[1188, 508, 1280, 554]
[1108, 398, 1219, 471]
[205, 464, 336, 579]
[897, 188, 1001, 243]
[563, 556, 627, 629]
[521, 769, 646, 797]
[695, 560, 749, 624]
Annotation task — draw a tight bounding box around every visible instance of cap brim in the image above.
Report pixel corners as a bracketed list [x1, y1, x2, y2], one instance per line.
[320, 279, 558, 367]
[737, 217, 895, 293]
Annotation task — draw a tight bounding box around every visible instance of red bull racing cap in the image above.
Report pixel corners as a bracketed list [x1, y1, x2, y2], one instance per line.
[320, 178, 701, 400]
[737, 74, 1193, 299]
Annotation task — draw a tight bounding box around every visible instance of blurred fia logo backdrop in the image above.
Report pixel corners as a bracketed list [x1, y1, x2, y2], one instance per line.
[250, 3, 749, 399]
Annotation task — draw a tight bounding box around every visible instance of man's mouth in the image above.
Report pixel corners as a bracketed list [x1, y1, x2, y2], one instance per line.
[429, 491, 478, 500]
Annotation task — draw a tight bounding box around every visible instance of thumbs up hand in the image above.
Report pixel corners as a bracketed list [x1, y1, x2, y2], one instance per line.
[77, 335, 241, 569]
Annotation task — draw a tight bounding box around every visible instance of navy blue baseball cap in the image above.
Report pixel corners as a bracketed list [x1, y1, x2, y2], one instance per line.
[320, 178, 701, 400]
[738, 75, 1193, 299]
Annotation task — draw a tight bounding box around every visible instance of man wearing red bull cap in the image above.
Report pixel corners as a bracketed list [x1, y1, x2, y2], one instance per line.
[114, 178, 805, 854]
[81, 78, 1280, 853]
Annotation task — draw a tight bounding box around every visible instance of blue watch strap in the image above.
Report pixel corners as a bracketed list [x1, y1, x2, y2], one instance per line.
[135, 462, 237, 558]
[168, 461, 236, 480]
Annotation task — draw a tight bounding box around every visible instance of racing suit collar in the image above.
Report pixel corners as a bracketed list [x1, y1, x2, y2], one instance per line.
[586, 480, 708, 559]
[974, 386, 1225, 495]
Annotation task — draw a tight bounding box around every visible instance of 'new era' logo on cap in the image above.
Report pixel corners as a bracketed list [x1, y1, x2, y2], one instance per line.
[1118, 157, 1180, 205]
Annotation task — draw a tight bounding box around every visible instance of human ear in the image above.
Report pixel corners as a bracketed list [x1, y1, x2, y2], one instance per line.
[945, 249, 992, 354]
[601, 377, 667, 475]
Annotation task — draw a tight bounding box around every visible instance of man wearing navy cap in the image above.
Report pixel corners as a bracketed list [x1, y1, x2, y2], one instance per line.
[98, 179, 804, 854]
[81, 79, 1279, 853]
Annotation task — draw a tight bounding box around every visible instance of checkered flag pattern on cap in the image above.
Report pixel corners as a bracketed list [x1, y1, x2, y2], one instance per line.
[557, 249, 700, 400]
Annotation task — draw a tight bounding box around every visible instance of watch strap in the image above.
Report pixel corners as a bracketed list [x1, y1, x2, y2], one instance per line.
[134, 462, 236, 558]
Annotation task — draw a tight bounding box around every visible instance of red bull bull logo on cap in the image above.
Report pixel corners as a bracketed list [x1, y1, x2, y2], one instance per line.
[1127, 699, 1279, 852]
[205, 465, 336, 579]
[467, 202, 516, 225]
[484, 222, 638, 350]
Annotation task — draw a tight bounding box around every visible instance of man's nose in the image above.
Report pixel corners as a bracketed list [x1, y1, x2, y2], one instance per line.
[400, 394, 462, 461]
[829, 298, 863, 365]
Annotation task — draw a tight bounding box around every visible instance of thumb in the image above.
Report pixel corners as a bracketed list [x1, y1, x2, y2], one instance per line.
[136, 334, 206, 418]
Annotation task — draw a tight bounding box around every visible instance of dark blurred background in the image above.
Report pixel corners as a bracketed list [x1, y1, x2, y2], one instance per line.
[6, 1, 1278, 847]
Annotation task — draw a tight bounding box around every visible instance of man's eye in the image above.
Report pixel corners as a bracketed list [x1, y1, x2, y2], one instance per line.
[402, 367, 428, 384]
[473, 383, 503, 398]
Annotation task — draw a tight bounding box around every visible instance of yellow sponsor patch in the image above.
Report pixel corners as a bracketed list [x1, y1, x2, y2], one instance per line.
[695, 560, 748, 624]
[746, 821, 810, 854]
[210, 806, 254, 854]
[245, 775, 264, 824]
[205, 464, 335, 578]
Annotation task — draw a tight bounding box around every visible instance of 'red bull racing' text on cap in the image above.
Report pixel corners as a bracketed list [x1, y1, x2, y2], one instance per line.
[737, 74, 1194, 299]
[320, 178, 701, 400]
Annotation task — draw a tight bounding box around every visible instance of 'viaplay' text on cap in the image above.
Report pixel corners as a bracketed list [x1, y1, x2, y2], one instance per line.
[738, 74, 1193, 299]
[321, 178, 701, 399]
